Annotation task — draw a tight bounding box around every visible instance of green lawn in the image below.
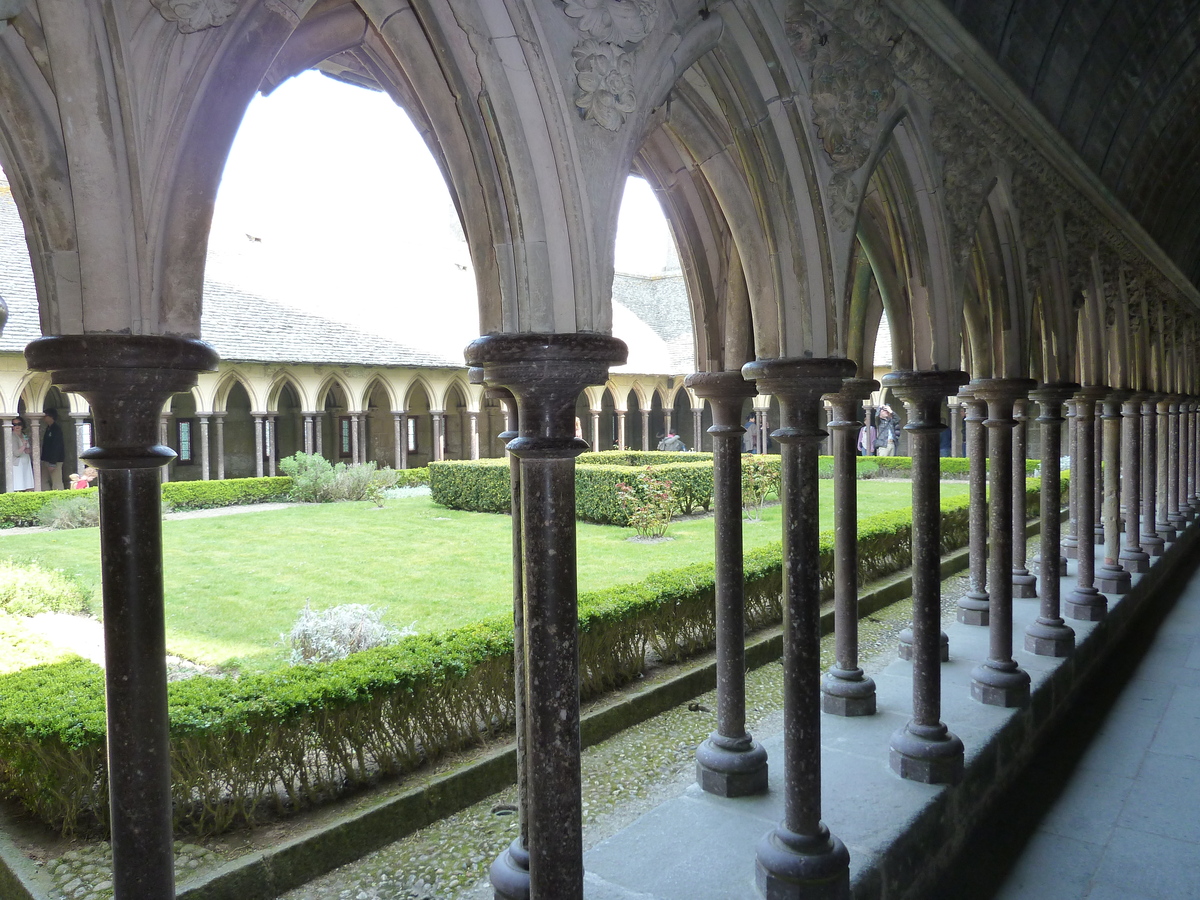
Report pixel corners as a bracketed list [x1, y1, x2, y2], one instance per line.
[0, 481, 965, 671]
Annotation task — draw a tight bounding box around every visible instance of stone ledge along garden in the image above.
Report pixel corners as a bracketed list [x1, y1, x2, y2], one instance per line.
[0, 451, 1046, 838]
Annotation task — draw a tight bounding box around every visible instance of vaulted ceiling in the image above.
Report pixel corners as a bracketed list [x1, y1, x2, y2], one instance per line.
[940, 0, 1200, 289]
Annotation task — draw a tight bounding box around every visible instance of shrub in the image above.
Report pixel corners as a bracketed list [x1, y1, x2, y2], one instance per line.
[742, 454, 781, 520]
[616, 468, 675, 538]
[393, 467, 430, 488]
[286, 603, 409, 665]
[36, 494, 100, 530]
[0, 560, 92, 617]
[160, 477, 292, 511]
[278, 453, 400, 505]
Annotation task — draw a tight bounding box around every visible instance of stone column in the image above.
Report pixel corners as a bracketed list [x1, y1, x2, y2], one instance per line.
[1168, 397, 1186, 529]
[1065, 387, 1108, 620]
[616, 411, 626, 450]
[72, 412, 91, 475]
[1063, 400, 1079, 558]
[957, 386, 990, 625]
[1141, 396, 1165, 556]
[1176, 397, 1191, 523]
[970, 379, 1034, 708]
[1157, 397, 1177, 541]
[479, 375, 530, 900]
[391, 414, 403, 468]
[1093, 402, 1105, 544]
[757, 408, 769, 455]
[27, 334, 217, 900]
[821, 378, 879, 717]
[2, 419, 13, 492]
[159, 416, 171, 483]
[469, 411, 480, 460]
[743, 356, 853, 900]
[199, 416, 211, 481]
[1190, 399, 1199, 513]
[640, 409, 650, 451]
[693, 406, 704, 452]
[1095, 394, 1131, 593]
[687, 371, 768, 795]
[950, 399, 963, 457]
[590, 411, 600, 452]
[1119, 396, 1150, 573]
[303, 414, 314, 455]
[467, 333, 626, 900]
[253, 414, 264, 478]
[1012, 397, 1037, 598]
[885, 370, 969, 784]
[434, 412, 448, 460]
[215, 414, 226, 480]
[663, 410, 673, 437]
[266, 416, 278, 477]
[1025, 385, 1077, 656]
[30, 419, 42, 491]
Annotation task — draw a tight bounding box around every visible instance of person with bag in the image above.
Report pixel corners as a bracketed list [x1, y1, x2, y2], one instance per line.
[874, 406, 898, 456]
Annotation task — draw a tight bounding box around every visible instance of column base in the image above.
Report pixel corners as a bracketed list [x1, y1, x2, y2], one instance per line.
[821, 669, 877, 717]
[897, 627, 949, 661]
[956, 591, 990, 626]
[489, 838, 530, 900]
[755, 823, 850, 900]
[889, 721, 964, 785]
[1157, 524, 1177, 542]
[1012, 570, 1038, 598]
[1063, 538, 1079, 560]
[1119, 547, 1151, 573]
[1142, 534, 1166, 557]
[695, 733, 769, 797]
[1168, 513, 1188, 529]
[1024, 618, 1076, 657]
[1095, 563, 1132, 594]
[970, 661, 1031, 707]
[1093, 528, 1105, 544]
[1064, 586, 1108, 621]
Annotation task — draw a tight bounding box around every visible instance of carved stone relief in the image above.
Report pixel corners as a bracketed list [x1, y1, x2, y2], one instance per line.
[566, 0, 656, 131]
[151, 0, 238, 33]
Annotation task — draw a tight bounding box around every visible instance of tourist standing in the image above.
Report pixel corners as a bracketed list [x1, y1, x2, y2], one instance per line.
[874, 406, 898, 456]
[41, 407, 65, 491]
[10, 417, 33, 491]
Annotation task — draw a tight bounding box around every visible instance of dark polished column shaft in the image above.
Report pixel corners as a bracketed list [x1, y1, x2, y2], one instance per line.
[1119, 397, 1150, 574]
[1141, 396, 1166, 556]
[1012, 398, 1038, 598]
[467, 333, 627, 900]
[1096, 395, 1132, 593]
[687, 372, 768, 795]
[744, 357, 853, 900]
[958, 388, 990, 624]
[886, 370, 969, 785]
[1065, 388, 1108, 621]
[1025, 385, 1077, 656]
[1157, 398, 1177, 541]
[27, 335, 218, 900]
[821, 379, 879, 717]
[1064, 401, 1080, 559]
[970, 379, 1034, 707]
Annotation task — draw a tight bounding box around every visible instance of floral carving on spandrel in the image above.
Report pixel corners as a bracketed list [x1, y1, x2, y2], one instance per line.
[565, 0, 656, 132]
[151, 0, 238, 33]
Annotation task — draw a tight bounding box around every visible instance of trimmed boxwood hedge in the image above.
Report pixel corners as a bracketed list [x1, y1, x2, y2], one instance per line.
[0, 477, 1054, 836]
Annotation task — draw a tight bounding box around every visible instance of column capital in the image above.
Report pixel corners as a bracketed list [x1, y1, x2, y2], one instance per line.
[1074, 384, 1111, 403]
[742, 357, 855, 399]
[970, 377, 1037, 403]
[1030, 382, 1080, 407]
[826, 376, 878, 404]
[883, 369, 970, 405]
[686, 371, 756, 431]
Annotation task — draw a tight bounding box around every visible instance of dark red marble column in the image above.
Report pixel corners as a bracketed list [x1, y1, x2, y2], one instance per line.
[26, 334, 218, 900]
[885, 370, 970, 784]
[687, 371, 768, 796]
[821, 378, 879, 717]
[743, 357, 853, 900]
[1065, 387, 1109, 621]
[957, 386, 990, 625]
[467, 333, 626, 900]
[1025, 384, 1077, 656]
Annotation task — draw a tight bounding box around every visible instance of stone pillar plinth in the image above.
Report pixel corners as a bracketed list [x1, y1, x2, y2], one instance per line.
[969, 379, 1034, 708]
[1141, 396, 1165, 556]
[1095, 394, 1131, 593]
[27, 334, 218, 900]
[1119, 396, 1150, 573]
[687, 371, 769, 794]
[467, 333, 626, 900]
[1012, 397, 1038, 598]
[1025, 385, 1077, 657]
[958, 385, 990, 625]
[821, 378, 879, 717]
[884, 370, 970, 785]
[743, 357, 854, 900]
[1065, 387, 1109, 621]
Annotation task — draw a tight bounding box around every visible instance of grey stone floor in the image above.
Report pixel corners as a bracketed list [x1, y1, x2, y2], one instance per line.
[992, 557, 1200, 900]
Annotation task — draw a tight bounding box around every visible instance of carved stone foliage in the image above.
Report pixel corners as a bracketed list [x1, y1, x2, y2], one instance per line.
[1013, 173, 1053, 298]
[786, 8, 896, 174]
[566, 0, 656, 132]
[933, 110, 994, 265]
[151, 0, 238, 33]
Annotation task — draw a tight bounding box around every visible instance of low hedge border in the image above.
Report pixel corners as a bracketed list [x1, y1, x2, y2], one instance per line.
[0, 478, 1053, 836]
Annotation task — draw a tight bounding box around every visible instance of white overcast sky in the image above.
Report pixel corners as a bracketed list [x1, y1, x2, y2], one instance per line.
[207, 70, 677, 361]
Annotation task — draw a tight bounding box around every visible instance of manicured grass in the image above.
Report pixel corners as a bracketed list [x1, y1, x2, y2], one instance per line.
[0, 481, 965, 671]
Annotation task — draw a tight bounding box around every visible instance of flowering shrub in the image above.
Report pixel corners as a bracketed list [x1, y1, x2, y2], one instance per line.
[616, 467, 675, 539]
[742, 454, 781, 521]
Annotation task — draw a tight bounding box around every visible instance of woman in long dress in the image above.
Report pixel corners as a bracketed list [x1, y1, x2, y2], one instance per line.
[10, 417, 34, 491]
